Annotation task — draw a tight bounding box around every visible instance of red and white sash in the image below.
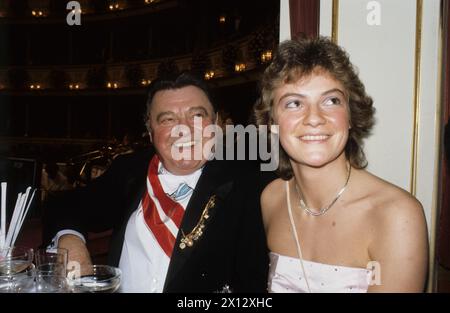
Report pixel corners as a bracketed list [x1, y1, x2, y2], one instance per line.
[141, 155, 185, 258]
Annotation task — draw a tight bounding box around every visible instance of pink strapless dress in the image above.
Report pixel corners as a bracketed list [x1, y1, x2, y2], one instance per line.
[268, 252, 373, 293]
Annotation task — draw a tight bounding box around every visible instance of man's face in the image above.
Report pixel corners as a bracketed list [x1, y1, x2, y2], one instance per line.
[147, 86, 216, 175]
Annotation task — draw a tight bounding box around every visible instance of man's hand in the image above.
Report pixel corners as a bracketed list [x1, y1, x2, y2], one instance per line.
[58, 234, 92, 270]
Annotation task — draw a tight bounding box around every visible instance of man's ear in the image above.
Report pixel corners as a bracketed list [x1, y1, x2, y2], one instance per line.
[214, 112, 219, 124]
[145, 115, 153, 142]
[148, 131, 153, 143]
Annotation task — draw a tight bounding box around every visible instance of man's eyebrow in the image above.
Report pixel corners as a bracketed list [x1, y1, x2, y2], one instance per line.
[188, 106, 209, 115]
[156, 111, 174, 122]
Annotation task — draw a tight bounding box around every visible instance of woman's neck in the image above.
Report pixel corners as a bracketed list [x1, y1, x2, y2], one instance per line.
[291, 155, 350, 211]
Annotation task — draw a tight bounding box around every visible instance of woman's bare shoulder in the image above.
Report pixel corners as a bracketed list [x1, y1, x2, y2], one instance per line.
[359, 171, 426, 234]
[358, 172, 428, 291]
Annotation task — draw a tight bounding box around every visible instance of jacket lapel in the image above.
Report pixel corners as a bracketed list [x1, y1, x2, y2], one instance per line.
[163, 159, 234, 291]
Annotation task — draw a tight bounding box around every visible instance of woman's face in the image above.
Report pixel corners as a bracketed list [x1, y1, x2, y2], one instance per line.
[272, 70, 350, 168]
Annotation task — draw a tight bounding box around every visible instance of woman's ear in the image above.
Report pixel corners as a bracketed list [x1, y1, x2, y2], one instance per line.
[269, 118, 279, 134]
[270, 124, 279, 134]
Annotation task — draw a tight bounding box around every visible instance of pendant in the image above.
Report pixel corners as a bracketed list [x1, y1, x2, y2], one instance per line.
[179, 195, 216, 250]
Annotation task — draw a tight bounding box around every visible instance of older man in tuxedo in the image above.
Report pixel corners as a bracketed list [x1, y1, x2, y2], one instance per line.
[43, 72, 270, 292]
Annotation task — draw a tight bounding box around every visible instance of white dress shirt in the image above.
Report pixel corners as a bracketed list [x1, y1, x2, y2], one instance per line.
[118, 163, 202, 292]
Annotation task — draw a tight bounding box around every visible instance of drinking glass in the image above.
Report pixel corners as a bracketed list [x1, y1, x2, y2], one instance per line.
[0, 263, 35, 293]
[0, 246, 34, 276]
[35, 248, 68, 277]
[0, 265, 34, 293]
[33, 270, 69, 293]
[12, 269, 69, 293]
[67, 265, 121, 293]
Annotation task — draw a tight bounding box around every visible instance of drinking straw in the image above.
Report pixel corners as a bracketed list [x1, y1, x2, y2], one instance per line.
[5, 193, 22, 248]
[1, 182, 6, 249]
[12, 189, 35, 247]
[1, 185, 36, 249]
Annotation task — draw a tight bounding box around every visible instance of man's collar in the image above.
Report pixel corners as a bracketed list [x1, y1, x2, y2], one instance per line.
[157, 162, 204, 191]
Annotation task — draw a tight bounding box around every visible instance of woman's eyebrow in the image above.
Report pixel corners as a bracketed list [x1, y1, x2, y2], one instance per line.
[277, 88, 346, 105]
[277, 92, 306, 103]
[321, 88, 346, 97]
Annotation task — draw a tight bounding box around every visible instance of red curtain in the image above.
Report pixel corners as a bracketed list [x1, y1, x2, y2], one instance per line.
[289, 0, 320, 38]
[438, 0, 450, 269]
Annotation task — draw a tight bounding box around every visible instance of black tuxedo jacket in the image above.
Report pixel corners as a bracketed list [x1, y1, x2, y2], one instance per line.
[43, 148, 272, 292]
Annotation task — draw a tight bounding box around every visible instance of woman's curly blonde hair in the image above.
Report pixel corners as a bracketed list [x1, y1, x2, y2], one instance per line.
[254, 36, 375, 180]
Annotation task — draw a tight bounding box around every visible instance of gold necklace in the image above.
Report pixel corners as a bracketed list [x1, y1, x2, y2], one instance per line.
[295, 164, 351, 217]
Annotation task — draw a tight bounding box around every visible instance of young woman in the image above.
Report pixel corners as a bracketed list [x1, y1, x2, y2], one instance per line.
[255, 37, 428, 292]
